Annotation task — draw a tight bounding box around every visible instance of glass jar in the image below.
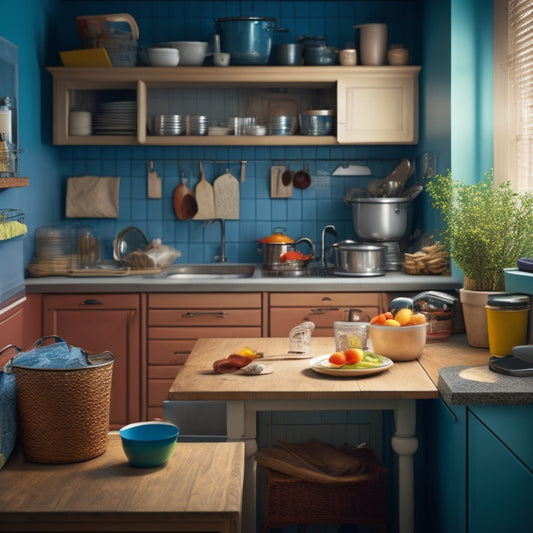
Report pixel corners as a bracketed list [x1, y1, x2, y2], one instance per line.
[413, 290, 456, 343]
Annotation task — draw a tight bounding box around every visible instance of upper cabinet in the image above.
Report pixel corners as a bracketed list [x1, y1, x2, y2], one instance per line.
[47, 65, 420, 146]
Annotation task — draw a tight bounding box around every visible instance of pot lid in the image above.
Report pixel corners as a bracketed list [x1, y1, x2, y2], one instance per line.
[258, 230, 294, 244]
[215, 16, 276, 22]
[486, 293, 530, 310]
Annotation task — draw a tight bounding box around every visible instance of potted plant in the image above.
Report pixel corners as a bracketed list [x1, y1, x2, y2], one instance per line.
[425, 169, 533, 347]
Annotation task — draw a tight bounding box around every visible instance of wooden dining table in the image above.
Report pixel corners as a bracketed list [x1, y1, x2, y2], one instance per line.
[0, 434, 245, 533]
[168, 337, 442, 533]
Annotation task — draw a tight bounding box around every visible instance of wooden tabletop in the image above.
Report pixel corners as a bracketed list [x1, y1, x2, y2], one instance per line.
[168, 337, 442, 401]
[0, 435, 245, 533]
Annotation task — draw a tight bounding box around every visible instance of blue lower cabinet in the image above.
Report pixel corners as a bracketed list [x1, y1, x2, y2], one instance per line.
[468, 408, 533, 533]
[425, 399, 467, 533]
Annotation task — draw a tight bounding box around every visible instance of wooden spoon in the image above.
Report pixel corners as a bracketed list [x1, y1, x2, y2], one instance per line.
[173, 165, 198, 220]
[281, 166, 294, 186]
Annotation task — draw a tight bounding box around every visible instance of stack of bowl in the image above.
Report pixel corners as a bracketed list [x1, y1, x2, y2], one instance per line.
[188, 115, 208, 135]
[150, 114, 183, 136]
[268, 115, 298, 135]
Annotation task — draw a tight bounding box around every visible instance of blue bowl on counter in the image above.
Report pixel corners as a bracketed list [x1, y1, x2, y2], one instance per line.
[119, 421, 179, 467]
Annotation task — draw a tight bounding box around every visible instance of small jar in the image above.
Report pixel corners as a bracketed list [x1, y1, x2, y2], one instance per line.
[0, 96, 15, 143]
[413, 290, 456, 343]
[486, 294, 530, 356]
[78, 229, 99, 269]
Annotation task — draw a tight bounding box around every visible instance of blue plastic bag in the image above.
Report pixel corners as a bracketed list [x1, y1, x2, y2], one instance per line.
[12, 336, 88, 369]
[0, 344, 20, 469]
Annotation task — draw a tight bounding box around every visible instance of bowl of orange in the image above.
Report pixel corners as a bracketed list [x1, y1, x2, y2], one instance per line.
[368, 308, 427, 361]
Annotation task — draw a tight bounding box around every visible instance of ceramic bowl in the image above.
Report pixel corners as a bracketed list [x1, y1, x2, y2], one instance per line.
[148, 47, 179, 67]
[368, 323, 427, 361]
[119, 421, 179, 467]
[156, 41, 208, 66]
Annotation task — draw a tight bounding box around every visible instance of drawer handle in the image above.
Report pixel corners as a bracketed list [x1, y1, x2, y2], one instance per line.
[308, 307, 340, 314]
[173, 350, 190, 355]
[181, 311, 227, 318]
[80, 299, 103, 306]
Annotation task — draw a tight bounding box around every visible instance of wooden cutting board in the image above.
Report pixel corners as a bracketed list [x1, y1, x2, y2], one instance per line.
[193, 161, 215, 220]
[214, 169, 239, 219]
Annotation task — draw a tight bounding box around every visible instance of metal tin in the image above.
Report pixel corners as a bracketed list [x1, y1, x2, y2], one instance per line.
[332, 241, 385, 277]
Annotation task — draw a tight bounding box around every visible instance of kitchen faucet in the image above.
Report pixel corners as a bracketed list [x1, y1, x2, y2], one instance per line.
[320, 224, 337, 265]
[205, 218, 227, 262]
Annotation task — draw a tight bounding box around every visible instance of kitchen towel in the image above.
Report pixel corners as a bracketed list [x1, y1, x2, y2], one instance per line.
[65, 175, 120, 218]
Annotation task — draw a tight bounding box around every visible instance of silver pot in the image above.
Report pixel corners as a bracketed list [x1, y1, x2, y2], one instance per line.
[347, 196, 413, 241]
[332, 241, 385, 276]
[260, 237, 314, 269]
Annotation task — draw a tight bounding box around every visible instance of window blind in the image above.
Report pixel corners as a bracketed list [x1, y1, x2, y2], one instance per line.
[508, 0, 533, 190]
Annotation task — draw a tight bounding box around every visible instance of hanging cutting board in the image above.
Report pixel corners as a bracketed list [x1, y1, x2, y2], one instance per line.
[214, 169, 239, 219]
[193, 161, 215, 220]
[270, 165, 293, 198]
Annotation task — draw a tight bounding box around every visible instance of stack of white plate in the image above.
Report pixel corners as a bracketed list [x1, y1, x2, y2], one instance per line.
[268, 115, 297, 135]
[150, 114, 183, 135]
[93, 100, 137, 135]
[188, 115, 207, 135]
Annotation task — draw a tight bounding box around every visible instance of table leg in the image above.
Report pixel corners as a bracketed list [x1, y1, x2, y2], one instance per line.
[226, 401, 257, 533]
[392, 399, 418, 533]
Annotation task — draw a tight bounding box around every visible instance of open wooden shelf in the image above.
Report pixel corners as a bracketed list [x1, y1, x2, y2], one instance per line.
[0, 177, 29, 188]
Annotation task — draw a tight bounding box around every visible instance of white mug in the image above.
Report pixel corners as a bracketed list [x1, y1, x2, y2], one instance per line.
[354, 23, 387, 66]
[339, 49, 357, 66]
[214, 52, 230, 67]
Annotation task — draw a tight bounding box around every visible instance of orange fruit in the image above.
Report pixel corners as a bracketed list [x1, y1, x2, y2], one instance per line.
[408, 313, 427, 325]
[370, 313, 387, 325]
[328, 351, 347, 367]
[344, 348, 364, 364]
[394, 308, 413, 326]
[384, 319, 401, 327]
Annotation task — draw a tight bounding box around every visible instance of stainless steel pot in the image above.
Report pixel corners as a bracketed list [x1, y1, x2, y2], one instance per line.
[347, 197, 413, 241]
[260, 237, 314, 270]
[332, 241, 385, 276]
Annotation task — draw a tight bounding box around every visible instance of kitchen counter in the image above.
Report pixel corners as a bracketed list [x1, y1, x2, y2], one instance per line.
[25, 266, 462, 293]
[0, 435, 245, 533]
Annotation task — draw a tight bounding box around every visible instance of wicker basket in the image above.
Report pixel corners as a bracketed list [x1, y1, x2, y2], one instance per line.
[260, 465, 387, 532]
[13, 352, 113, 464]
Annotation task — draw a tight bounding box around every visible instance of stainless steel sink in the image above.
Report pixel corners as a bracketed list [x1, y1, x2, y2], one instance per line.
[161, 263, 256, 279]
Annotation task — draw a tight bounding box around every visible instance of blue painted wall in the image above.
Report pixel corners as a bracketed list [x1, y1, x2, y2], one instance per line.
[0, 0, 61, 266]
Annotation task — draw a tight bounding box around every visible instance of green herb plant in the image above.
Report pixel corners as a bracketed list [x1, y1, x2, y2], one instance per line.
[425, 169, 533, 291]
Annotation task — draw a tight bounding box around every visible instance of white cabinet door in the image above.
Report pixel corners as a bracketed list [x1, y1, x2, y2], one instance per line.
[337, 67, 420, 144]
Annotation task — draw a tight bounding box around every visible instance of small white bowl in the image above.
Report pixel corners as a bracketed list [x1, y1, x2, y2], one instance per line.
[148, 47, 179, 67]
[368, 323, 427, 361]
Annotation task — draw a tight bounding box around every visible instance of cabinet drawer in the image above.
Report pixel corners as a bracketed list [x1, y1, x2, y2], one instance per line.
[149, 293, 261, 309]
[148, 339, 192, 365]
[269, 292, 379, 307]
[149, 325, 262, 340]
[43, 293, 139, 309]
[149, 308, 261, 327]
[149, 365, 181, 380]
[269, 306, 378, 337]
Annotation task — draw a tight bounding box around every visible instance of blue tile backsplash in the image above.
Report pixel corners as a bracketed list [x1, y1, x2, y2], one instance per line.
[54, 1, 422, 264]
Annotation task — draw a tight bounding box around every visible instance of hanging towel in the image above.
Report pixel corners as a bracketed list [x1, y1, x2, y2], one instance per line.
[65, 175, 120, 218]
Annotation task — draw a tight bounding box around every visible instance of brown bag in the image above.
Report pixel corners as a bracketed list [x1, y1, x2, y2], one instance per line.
[65, 175, 120, 218]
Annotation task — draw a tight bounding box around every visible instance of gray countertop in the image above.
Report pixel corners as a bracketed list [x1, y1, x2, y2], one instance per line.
[25, 266, 462, 293]
[438, 365, 533, 405]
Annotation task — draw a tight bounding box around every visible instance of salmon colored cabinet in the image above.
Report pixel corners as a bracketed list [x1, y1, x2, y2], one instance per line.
[268, 292, 381, 336]
[0, 298, 25, 362]
[42, 294, 142, 428]
[147, 293, 263, 419]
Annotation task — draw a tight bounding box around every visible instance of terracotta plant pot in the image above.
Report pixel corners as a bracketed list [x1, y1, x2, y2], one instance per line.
[459, 288, 504, 348]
